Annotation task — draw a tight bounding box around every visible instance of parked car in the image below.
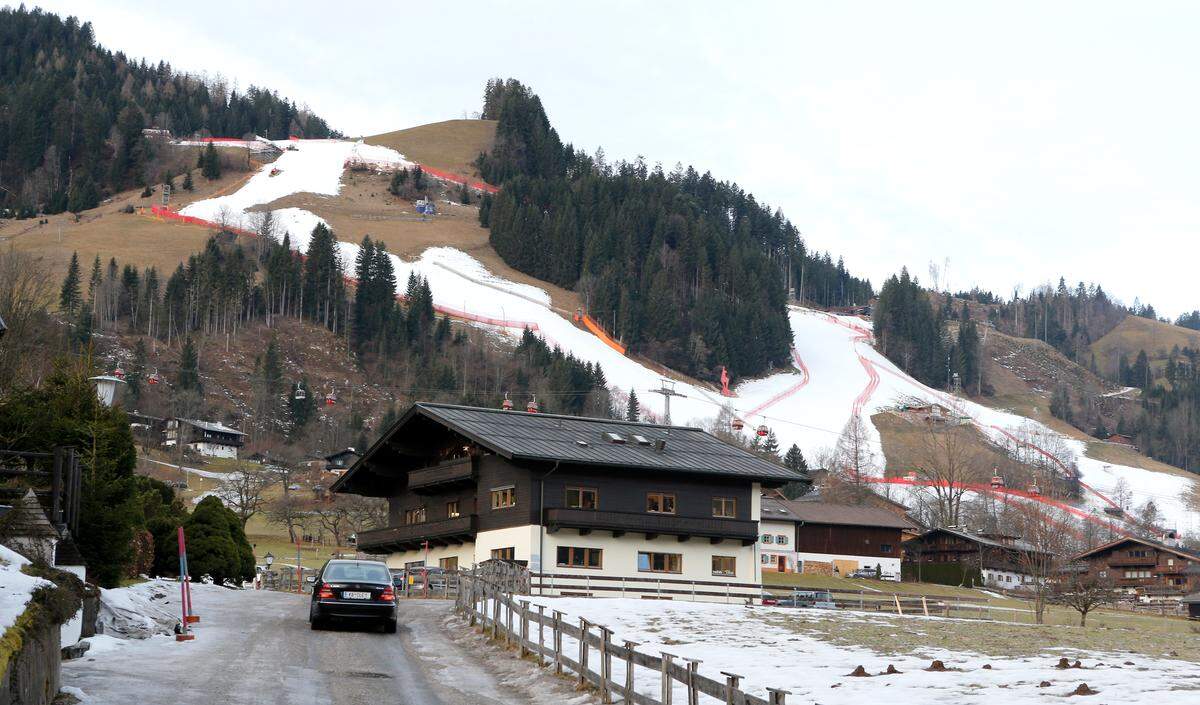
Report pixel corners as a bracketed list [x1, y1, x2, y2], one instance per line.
[848, 568, 879, 580]
[308, 559, 398, 633]
[775, 590, 837, 609]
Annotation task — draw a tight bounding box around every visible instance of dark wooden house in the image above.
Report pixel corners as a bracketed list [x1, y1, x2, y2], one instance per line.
[1072, 537, 1200, 600]
[903, 528, 1050, 588]
[332, 403, 803, 600]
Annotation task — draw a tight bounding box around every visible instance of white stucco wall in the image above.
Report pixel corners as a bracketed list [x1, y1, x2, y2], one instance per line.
[190, 442, 237, 459]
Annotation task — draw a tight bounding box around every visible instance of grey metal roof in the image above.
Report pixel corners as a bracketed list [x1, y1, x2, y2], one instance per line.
[354, 403, 804, 484]
[180, 418, 245, 436]
[761, 497, 917, 530]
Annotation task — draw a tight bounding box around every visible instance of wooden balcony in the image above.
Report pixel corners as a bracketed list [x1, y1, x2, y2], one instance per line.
[544, 508, 758, 544]
[356, 514, 478, 553]
[408, 458, 475, 493]
[1107, 555, 1159, 567]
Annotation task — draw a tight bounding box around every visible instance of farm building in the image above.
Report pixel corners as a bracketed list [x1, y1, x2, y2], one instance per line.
[163, 418, 245, 459]
[903, 527, 1051, 589]
[759, 497, 916, 578]
[1071, 536, 1200, 600]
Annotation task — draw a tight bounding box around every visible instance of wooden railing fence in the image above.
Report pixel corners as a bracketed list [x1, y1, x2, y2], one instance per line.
[455, 568, 792, 705]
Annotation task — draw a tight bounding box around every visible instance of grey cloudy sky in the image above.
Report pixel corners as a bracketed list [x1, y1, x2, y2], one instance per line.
[39, 1, 1200, 317]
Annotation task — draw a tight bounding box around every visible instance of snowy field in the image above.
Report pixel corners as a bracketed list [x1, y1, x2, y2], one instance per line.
[178, 138, 1200, 535]
[523, 597, 1198, 705]
[0, 545, 50, 635]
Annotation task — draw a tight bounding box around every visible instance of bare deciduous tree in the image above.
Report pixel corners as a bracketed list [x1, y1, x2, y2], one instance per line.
[1009, 501, 1075, 624]
[912, 427, 983, 527]
[825, 416, 876, 504]
[1052, 570, 1117, 626]
[220, 462, 277, 527]
[0, 249, 54, 390]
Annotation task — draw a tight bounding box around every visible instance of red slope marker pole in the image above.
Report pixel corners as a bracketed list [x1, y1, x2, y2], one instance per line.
[176, 526, 195, 641]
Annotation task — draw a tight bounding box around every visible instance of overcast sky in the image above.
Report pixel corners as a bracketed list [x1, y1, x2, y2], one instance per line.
[36, 1, 1200, 317]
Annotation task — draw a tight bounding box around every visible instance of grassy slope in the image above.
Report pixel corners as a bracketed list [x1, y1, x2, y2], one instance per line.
[1090, 314, 1200, 379]
[3, 163, 256, 283]
[364, 119, 497, 178]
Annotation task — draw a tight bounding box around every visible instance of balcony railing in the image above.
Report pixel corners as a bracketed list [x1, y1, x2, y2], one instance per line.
[544, 508, 758, 543]
[357, 514, 478, 553]
[408, 458, 475, 493]
[1107, 555, 1159, 567]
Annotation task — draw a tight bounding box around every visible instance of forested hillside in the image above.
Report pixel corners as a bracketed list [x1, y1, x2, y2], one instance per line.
[0, 7, 336, 216]
[477, 78, 872, 381]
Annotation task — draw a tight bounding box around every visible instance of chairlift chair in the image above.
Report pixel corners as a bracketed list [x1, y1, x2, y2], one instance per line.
[112, 366, 125, 379]
[903, 471, 918, 482]
[990, 473, 1005, 489]
[731, 417, 745, 432]
[526, 396, 539, 414]
[1028, 482, 1041, 496]
[293, 382, 307, 401]
[756, 423, 769, 438]
[147, 368, 162, 385]
[501, 393, 513, 411]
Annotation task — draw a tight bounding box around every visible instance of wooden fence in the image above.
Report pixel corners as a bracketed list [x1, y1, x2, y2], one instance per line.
[455, 567, 793, 705]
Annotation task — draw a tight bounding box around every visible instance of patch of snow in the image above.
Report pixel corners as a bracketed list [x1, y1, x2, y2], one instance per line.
[522, 596, 1196, 705]
[97, 579, 182, 638]
[0, 545, 51, 637]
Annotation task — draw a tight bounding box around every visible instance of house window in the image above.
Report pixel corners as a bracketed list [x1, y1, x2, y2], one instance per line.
[646, 492, 676, 514]
[712, 497, 737, 518]
[712, 556, 736, 577]
[1098, 570, 1107, 578]
[439, 557, 458, 571]
[446, 501, 460, 518]
[761, 554, 773, 565]
[405, 507, 426, 524]
[491, 486, 516, 509]
[491, 547, 515, 561]
[880, 543, 894, 554]
[775, 535, 789, 545]
[1129, 549, 1148, 558]
[638, 552, 682, 573]
[557, 546, 602, 569]
[1167, 558, 1175, 566]
[566, 487, 598, 510]
[405, 560, 426, 570]
[1123, 569, 1151, 579]
[761, 534, 774, 544]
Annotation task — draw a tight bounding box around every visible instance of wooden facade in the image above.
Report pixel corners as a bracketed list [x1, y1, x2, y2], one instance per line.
[1072, 537, 1200, 598]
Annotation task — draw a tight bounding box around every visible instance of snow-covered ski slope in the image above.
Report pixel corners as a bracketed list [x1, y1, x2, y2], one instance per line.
[180, 139, 1199, 536]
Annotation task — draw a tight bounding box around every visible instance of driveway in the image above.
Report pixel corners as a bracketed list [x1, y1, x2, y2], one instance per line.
[63, 586, 565, 705]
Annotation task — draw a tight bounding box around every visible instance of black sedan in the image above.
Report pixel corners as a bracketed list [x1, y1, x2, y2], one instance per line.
[309, 559, 398, 633]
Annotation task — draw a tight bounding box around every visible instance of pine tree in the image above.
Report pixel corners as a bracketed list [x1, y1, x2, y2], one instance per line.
[760, 429, 780, 457]
[626, 389, 640, 421]
[178, 338, 201, 393]
[783, 443, 808, 472]
[127, 339, 147, 402]
[182, 170, 194, 191]
[201, 143, 221, 180]
[59, 252, 82, 313]
[260, 337, 283, 419]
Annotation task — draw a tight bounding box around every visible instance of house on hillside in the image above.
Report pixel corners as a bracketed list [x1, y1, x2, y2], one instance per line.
[903, 528, 1051, 589]
[332, 403, 804, 602]
[163, 418, 245, 459]
[1071, 536, 1200, 601]
[759, 497, 916, 578]
[1104, 433, 1139, 450]
[324, 448, 360, 475]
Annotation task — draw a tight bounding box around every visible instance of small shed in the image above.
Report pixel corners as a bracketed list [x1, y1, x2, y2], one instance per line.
[1183, 592, 1200, 620]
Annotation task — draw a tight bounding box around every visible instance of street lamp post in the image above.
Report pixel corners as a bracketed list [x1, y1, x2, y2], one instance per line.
[263, 552, 274, 591]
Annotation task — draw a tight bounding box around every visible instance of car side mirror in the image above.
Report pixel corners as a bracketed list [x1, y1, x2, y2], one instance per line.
[306, 576, 317, 584]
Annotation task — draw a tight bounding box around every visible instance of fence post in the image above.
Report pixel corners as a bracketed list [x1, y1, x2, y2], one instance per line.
[598, 625, 613, 703]
[553, 610, 565, 674]
[519, 600, 530, 657]
[858, 591, 864, 610]
[624, 641, 640, 703]
[766, 687, 791, 705]
[685, 658, 703, 705]
[721, 671, 743, 705]
[492, 588, 501, 639]
[468, 577, 478, 627]
[661, 652, 676, 705]
[537, 604, 547, 666]
[921, 596, 929, 617]
[504, 595, 513, 647]
[893, 594, 904, 616]
[578, 618, 589, 687]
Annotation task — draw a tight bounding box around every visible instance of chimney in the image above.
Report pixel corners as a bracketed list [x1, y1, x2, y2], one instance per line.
[653, 439, 666, 454]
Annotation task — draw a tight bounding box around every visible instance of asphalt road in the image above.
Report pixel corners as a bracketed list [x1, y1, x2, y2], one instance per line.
[63, 587, 549, 705]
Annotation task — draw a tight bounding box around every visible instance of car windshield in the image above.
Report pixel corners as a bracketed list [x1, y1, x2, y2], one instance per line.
[323, 563, 390, 583]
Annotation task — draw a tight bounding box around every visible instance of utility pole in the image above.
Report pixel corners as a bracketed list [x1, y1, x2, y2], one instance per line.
[648, 379, 685, 425]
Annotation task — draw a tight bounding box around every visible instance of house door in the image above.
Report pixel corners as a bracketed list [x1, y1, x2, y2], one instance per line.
[777, 555, 788, 572]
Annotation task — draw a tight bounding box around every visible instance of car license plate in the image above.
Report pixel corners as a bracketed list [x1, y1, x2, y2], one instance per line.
[342, 591, 371, 600]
